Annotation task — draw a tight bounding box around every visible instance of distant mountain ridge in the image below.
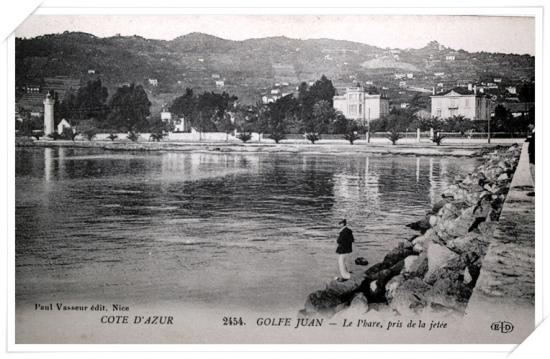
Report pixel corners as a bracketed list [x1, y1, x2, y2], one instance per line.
[16, 31, 534, 107]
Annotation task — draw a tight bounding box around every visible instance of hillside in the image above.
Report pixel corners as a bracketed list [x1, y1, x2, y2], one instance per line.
[16, 32, 535, 109]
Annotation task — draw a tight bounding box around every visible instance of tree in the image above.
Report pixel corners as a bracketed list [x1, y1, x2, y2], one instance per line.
[74, 78, 109, 121]
[308, 75, 336, 106]
[218, 112, 235, 141]
[432, 132, 446, 146]
[518, 82, 535, 103]
[445, 115, 473, 134]
[387, 129, 403, 145]
[60, 127, 78, 141]
[82, 127, 98, 141]
[297, 75, 336, 130]
[237, 132, 252, 143]
[266, 95, 298, 144]
[170, 88, 196, 120]
[344, 131, 361, 144]
[492, 105, 512, 132]
[310, 100, 335, 133]
[331, 112, 349, 134]
[305, 133, 319, 144]
[148, 119, 169, 142]
[107, 83, 151, 132]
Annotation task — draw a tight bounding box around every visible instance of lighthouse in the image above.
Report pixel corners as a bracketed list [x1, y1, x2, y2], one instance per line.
[43, 93, 55, 135]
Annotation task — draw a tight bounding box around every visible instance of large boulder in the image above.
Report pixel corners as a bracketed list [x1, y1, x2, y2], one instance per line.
[437, 201, 470, 221]
[387, 277, 432, 315]
[403, 255, 419, 274]
[304, 289, 344, 316]
[412, 228, 440, 253]
[365, 260, 404, 301]
[433, 206, 479, 242]
[446, 231, 490, 258]
[382, 245, 413, 267]
[425, 271, 473, 313]
[406, 216, 431, 233]
[404, 252, 429, 278]
[330, 292, 369, 321]
[385, 274, 406, 302]
[423, 241, 463, 284]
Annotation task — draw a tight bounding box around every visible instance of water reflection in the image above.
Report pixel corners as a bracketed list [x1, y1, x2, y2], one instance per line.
[15, 148, 479, 309]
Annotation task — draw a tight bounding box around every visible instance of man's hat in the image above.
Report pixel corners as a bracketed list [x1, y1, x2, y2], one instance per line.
[339, 219, 347, 226]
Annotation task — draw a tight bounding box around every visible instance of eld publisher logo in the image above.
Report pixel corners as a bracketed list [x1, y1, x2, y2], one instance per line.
[491, 321, 514, 334]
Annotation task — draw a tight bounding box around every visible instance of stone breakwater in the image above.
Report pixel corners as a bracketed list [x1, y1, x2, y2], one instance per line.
[302, 144, 523, 319]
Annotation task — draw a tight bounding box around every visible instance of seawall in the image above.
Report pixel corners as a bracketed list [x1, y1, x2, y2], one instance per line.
[301, 143, 534, 342]
[16, 138, 505, 157]
[463, 142, 535, 343]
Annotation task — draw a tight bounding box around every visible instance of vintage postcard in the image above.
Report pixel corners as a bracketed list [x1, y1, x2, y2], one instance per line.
[9, 6, 539, 346]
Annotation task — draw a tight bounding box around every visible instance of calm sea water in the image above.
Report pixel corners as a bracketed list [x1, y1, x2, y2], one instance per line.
[15, 147, 479, 311]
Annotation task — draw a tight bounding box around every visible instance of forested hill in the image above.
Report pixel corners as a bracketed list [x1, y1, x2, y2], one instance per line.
[16, 31, 534, 104]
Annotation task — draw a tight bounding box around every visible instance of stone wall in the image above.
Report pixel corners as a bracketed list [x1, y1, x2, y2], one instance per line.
[302, 144, 528, 323]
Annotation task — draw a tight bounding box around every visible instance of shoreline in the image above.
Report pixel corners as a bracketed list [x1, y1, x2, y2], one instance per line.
[16, 138, 517, 157]
[301, 143, 534, 343]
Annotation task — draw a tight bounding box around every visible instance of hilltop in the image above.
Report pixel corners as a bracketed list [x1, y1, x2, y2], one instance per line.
[16, 32, 534, 110]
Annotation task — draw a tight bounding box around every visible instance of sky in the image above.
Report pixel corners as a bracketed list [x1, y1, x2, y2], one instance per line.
[16, 15, 535, 55]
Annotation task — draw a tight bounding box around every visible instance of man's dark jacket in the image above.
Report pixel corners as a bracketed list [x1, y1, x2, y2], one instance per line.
[336, 227, 354, 254]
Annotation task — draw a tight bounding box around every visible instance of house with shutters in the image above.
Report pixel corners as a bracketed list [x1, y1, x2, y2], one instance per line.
[430, 87, 493, 121]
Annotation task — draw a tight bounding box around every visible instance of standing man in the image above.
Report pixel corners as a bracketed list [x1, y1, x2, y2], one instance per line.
[336, 219, 354, 282]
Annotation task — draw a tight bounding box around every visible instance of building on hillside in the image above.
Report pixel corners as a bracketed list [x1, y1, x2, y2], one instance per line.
[497, 102, 534, 118]
[215, 80, 225, 88]
[57, 119, 72, 135]
[333, 87, 390, 123]
[506, 86, 517, 95]
[148, 78, 159, 86]
[173, 118, 186, 132]
[430, 87, 493, 121]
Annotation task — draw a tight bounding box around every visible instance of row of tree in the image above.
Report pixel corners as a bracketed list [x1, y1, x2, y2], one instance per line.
[17, 75, 534, 144]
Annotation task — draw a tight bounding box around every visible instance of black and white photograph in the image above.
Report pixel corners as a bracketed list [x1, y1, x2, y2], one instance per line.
[8, 6, 539, 346]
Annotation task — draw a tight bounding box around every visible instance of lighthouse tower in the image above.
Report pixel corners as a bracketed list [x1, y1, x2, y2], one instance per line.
[43, 93, 55, 135]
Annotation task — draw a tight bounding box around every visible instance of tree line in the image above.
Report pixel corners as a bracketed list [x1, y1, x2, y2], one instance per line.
[17, 75, 534, 144]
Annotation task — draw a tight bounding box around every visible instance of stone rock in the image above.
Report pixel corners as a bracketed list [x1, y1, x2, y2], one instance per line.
[412, 228, 440, 252]
[403, 255, 419, 274]
[431, 199, 450, 214]
[387, 277, 432, 315]
[434, 206, 478, 242]
[438, 202, 469, 221]
[382, 246, 413, 267]
[406, 217, 431, 233]
[304, 289, 344, 316]
[355, 257, 369, 266]
[364, 262, 390, 277]
[349, 292, 369, 312]
[408, 252, 429, 278]
[446, 231, 490, 258]
[472, 196, 493, 218]
[402, 240, 413, 250]
[497, 173, 509, 181]
[423, 241, 462, 284]
[425, 272, 472, 313]
[385, 274, 406, 302]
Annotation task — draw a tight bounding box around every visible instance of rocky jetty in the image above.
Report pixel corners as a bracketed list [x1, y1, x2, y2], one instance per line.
[302, 145, 522, 318]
